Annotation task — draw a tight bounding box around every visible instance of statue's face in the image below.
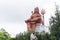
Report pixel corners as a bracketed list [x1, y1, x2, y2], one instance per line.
[34, 7, 39, 13]
[34, 9, 39, 12]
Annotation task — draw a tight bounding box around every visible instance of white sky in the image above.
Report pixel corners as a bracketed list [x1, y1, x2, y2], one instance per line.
[0, 0, 60, 37]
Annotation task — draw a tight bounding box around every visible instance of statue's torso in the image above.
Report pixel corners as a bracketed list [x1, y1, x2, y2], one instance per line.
[30, 13, 41, 23]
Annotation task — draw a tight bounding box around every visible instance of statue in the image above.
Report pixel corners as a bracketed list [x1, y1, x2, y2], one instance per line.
[25, 7, 45, 31]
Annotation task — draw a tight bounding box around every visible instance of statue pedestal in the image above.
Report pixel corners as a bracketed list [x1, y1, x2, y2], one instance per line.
[35, 25, 50, 34]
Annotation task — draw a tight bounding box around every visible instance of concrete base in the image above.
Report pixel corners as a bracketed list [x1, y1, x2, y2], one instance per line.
[35, 25, 50, 34]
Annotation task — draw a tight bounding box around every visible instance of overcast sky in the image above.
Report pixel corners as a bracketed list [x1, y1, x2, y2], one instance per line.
[0, 0, 60, 37]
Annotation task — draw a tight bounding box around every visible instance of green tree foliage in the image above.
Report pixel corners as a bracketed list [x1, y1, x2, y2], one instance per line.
[15, 31, 51, 40]
[0, 28, 11, 40]
[15, 31, 31, 40]
[11, 38, 16, 40]
[50, 4, 60, 40]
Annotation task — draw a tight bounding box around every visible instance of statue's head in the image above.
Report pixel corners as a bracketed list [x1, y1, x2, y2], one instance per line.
[34, 7, 39, 13]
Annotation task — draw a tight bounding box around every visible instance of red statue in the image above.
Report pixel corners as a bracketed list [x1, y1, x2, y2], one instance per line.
[25, 7, 45, 31]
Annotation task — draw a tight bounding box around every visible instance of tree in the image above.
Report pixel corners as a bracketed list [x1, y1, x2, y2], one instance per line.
[15, 31, 31, 40]
[0, 28, 11, 40]
[50, 4, 60, 40]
